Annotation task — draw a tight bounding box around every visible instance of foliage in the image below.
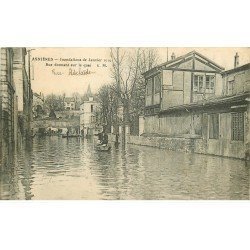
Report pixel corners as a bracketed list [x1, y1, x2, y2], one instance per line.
[44, 94, 65, 112]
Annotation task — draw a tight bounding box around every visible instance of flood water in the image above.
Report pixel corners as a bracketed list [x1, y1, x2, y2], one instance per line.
[0, 136, 249, 200]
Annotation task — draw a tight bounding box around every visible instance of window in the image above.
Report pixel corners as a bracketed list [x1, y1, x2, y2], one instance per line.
[91, 104, 94, 113]
[154, 107, 160, 113]
[206, 75, 215, 93]
[146, 78, 153, 96]
[194, 75, 204, 93]
[154, 74, 161, 94]
[209, 113, 219, 139]
[227, 80, 235, 95]
[231, 112, 244, 141]
[90, 115, 95, 123]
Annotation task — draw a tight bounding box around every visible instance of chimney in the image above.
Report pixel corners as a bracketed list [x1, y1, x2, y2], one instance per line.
[171, 52, 176, 60]
[234, 52, 239, 68]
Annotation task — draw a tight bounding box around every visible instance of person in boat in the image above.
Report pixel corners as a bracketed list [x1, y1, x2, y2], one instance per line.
[115, 132, 119, 148]
[98, 132, 104, 142]
[101, 132, 108, 146]
[81, 128, 84, 137]
[94, 129, 104, 144]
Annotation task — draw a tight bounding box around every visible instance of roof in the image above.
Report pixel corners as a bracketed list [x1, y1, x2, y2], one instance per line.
[80, 96, 98, 105]
[159, 92, 249, 114]
[64, 97, 75, 102]
[33, 92, 41, 98]
[223, 63, 250, 75]
[143, 50, 225, 77]
[33, 92, 43, 100]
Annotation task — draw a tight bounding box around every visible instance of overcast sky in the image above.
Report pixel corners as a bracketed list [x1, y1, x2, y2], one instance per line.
[29, 47, 250, 96]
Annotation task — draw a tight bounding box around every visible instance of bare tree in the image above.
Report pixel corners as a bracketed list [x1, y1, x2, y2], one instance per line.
[110, 48, 159, 137]
[96, 83, 120, 132]
[72, 92, 81, 110]
[44, 94, 64, 112]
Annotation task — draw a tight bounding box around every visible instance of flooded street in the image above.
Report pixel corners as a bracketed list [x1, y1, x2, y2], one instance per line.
[0, 137, 249, 200]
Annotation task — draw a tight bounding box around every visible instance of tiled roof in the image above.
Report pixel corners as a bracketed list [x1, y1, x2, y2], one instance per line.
[143, 50, 225, 76]
[223, 63, 250, 75]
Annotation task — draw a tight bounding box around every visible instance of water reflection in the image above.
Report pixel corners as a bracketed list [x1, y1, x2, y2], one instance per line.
[0, 137, 249, 200]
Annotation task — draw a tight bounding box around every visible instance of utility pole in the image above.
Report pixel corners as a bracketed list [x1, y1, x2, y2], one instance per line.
[26, 48, 35, 139]
[27, 49, 35, 82]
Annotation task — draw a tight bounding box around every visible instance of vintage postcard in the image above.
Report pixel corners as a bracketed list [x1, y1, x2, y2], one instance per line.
[0, 47, 249, 200]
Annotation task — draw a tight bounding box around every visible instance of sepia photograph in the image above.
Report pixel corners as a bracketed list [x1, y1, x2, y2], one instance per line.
[1, 1, 250, 249]
[0, 47, 249, 200]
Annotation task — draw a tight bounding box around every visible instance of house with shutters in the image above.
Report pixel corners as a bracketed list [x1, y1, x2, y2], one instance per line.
[64, 97, 76, 110]
[141, 51, 250, 160]
[80, 85, 99, 137]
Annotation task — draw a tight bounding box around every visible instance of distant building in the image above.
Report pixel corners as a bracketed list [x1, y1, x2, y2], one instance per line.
[64, 97, 75, 110]
[80, 85, 98, 137]
[33, 92, 45, 118]
[142, 51, 250, 159]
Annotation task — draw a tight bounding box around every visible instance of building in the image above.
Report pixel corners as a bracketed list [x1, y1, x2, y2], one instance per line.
[64, 97, 76, 110]
[12, 48, 33, 140]
[0, 48, 15, 160]
[33, 92, 45, 118]
[140, 51, 250, 159]
[1, 47, 33, 164]
[80, 86, 98, 137]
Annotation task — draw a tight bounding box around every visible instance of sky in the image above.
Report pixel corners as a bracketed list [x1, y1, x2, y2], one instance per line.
[29, 47, 250, 96]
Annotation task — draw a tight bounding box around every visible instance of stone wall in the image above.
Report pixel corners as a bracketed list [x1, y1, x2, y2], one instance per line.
[126, 135, 247, 160]
[127, 135, 200, 153]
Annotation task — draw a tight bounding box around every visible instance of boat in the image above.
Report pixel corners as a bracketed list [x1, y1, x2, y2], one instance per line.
[96, 144, 111, 152]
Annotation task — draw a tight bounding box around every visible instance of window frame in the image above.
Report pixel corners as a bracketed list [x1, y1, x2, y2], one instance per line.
[154, 74, 161, 94]
[146, 78, 153, 96]
[231, 112, 244, 141]
[205, 75, 215, 93]
[193, 75, 204, 93]
[227, 80, 235, 95]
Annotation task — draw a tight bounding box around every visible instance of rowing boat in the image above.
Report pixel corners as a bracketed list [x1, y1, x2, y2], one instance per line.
[96, 144, 111, 151]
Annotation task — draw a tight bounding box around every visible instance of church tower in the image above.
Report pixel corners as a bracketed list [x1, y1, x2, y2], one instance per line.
[86, 84, 92, 98]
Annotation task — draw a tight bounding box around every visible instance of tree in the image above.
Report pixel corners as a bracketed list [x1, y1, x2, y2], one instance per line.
[110, 48, 159, 137]
[44, 94, 64, 112]
[96, 84, 119, 133]
[72, 92, 81, 110]
[110, 48, 140, 139]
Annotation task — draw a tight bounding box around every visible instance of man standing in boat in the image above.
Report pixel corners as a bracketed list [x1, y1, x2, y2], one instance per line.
[94, 128, 104, 144]
[101, 132, 108, 146]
